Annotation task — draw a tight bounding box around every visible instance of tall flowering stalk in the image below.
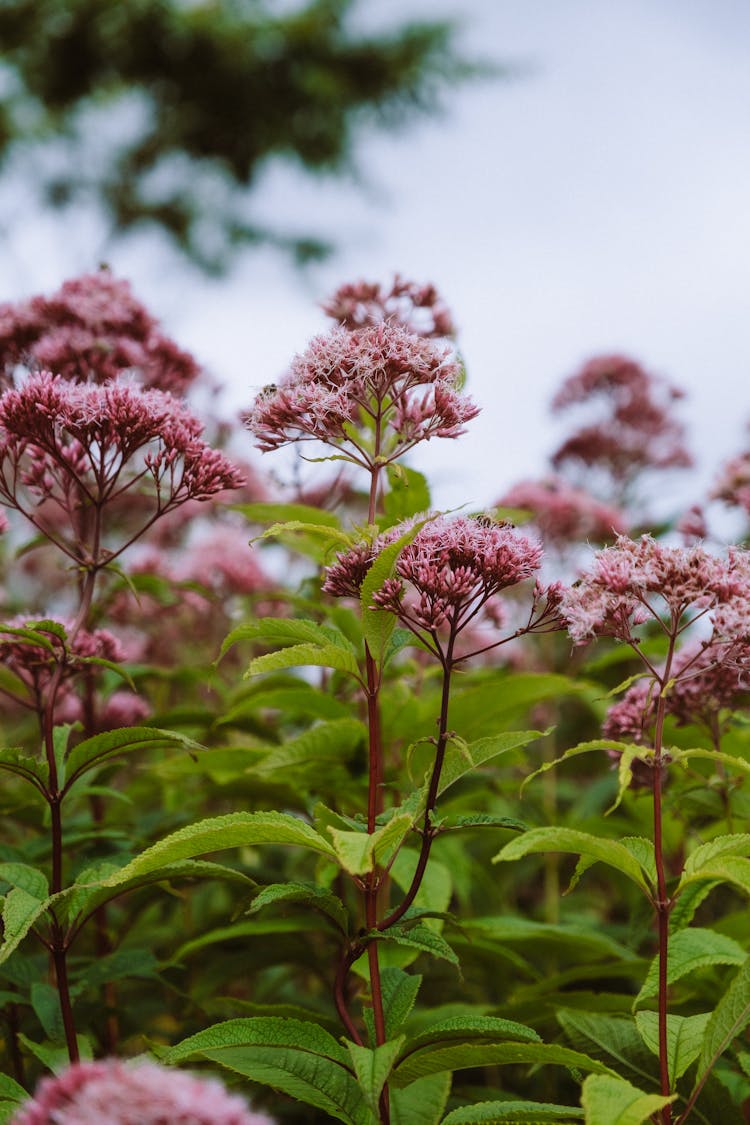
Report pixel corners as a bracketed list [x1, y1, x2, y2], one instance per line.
[560, 534, 750, 1124]
[0, 286, 243, 1062]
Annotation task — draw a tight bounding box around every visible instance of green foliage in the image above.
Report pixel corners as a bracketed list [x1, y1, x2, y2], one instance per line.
[0, 0, 478, 271]
[580, 1075, 675, 1125]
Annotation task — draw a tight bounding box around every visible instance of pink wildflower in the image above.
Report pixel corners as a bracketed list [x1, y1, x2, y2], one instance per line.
[245, 323, 478, 461]
[370, 515, 543, 633]
[0, 373, 244, 563]
[0, 271, 200, 392]
[0, 618, 124, 702]
[677, 504, 708, 544]
[550, 354, 692, 494]
[560, 535, 750, 645]
[11, 1058, 273, 1125]
[496, 475, 627, 546]
[712, 451, 750, 514]
[321, 275, 455, 338]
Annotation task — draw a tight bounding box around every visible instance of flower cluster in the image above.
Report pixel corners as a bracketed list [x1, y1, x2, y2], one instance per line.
[550, 354, 692, 493]
[712, 451, 750, 515]
[604, 641, 750, 743]
[0, 271, 200, 392]
[369, 515, 543, 633]
[496, 475, 627, 547]
[0, 372, 244, 562]
[245, 323, 478, 461]
[11, 1059, 273, 1125]
[560, 535, 750, 645]
[321, 276, 455, 338]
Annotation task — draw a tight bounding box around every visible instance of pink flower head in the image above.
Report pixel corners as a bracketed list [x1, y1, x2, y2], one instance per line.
[496, 475, 627, 546]
[370, 515, 543, 633]
[560, 535, 750, 645]
[321, 275, 456, 338]
[0, 271, 200, 392]
[11, 1058, 273, 1125]
[244, 323, 478, 461]
[0, 373, 244, 563]
[677, 504, 709, 544]
[550, 354, 692, 495]
[712, 451, 750, 515]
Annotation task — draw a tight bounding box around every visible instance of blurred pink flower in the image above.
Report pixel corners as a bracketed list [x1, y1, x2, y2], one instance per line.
[321, 275, 455, 338]
[0, 618, 124, 702]
[496, 475, 627, 546]
[550, 354, 692, 496]
[11, 1058, 273, 1125]
[0, 271, 200, 392]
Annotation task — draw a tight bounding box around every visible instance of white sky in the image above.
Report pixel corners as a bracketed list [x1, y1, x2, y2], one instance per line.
[3, 0, 750, 518]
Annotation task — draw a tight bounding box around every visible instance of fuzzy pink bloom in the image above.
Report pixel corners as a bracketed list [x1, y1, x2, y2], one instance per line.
[677, 504, 709, 544]
[321, 276, 455, 338]
[561, 535, 750, 645]
[0, 271, 200, 392]
[712, 452, 750, 514]
[0, 373, 244, 562]
[496, 475, 627, 546]
[369, 515, 543, 632]
[11, 1058, 273, 1125]
[245, 323, 477, 459]
[176, 527, 270, 596]
[550, 354, 692, 492]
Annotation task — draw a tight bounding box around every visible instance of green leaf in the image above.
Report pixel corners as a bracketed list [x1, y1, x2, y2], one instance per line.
[0, 863, 48, 900]
[521, 740, 647, 806]
[0, 1072, 27, 1107]
[63, 726, 205, 791]
[246, 642, 361, 679]
[695, 956, 750, 1086]
[0, 746, 49, 792]
[95, 811, 336, 887]
[556, 1012, 658, 1089]
[328, 814, 414, 876]
[461, 917, 637, 965]
[580, 1075, 674, 1125]
[0, 888, 54, 965]
[162, 1018, 369, 1125]
[442, 1101, 583, 1124]
[377, 922, 459, 967]
[360, 517, 431, 662]
[30, 980, 64, 1041]
[346, 1037, 405, 1115]
[678, 856, 750, 900]
[233, 501, 342, 529]
[683, 834, 750, 878]
[248, 882, 349, 934]
[634, 928, 747, 1007]
[425, 729, 546, 806]
[378, 968, 422, 1039]
[443, 814, 528, 833]
[634, 1011, 710, 1086]
[219, 616, 352, 661]
[392, 1041, 618, 1087]
[390, 1072, 450, 1125]
[257, 519, 355, 548]
[383, 465, 431, 524]
[494, 829, 653, 895]
[253, 718, 366, 777]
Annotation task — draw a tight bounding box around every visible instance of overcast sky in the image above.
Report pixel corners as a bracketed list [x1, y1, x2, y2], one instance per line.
[3, 0, 749, 520]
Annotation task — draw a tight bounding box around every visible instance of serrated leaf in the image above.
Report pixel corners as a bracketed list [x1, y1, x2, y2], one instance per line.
[162, 1017, 369, 1125]
[442, 1101, 583, 1124]
[494, 829, 653, 895]
[246, 642, 361, 679]
[392, 1040, 618, 1087]
[678, 856, 750, 900]
[683, 833, 750, 877]
[444, 814, 528, 833]
[253, 718, 365, 777]
[635, 928, 746, 1007]
[521, 739, 647, 799]
[0, 1072, 27, 1106]
[634, 1011, 710, 1086]
[377, 922, 459, 967]
[399, 1016, 540, 1060]
[556, 1012, 658, 1089]
[695, 956, 750, 1086]
[422, 730, 545, 807]
[378, 968, 422, 1039]
[360, 517, 431, 662]
[390, 1072, 450, 1125]
[63, 726, 205, 791]
[30, 980, 64, 1041]
[346, 1037, 404, 1115]
[219, 616, 352, 661]
[462, 917, 637, 965]
[248, 882, 349, 934]
[328, 814, 414, 876]
[0, 888, 54, 965]
[257, 519, 354, 549]
[0, 746, 49, 792]
[580, 1075, 674, 1125]
[0, 863, 48, 900]
[95, 811, 336, 887]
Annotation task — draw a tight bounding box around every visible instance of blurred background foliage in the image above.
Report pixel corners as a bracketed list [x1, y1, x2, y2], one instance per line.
[0, 0, 482, 273]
